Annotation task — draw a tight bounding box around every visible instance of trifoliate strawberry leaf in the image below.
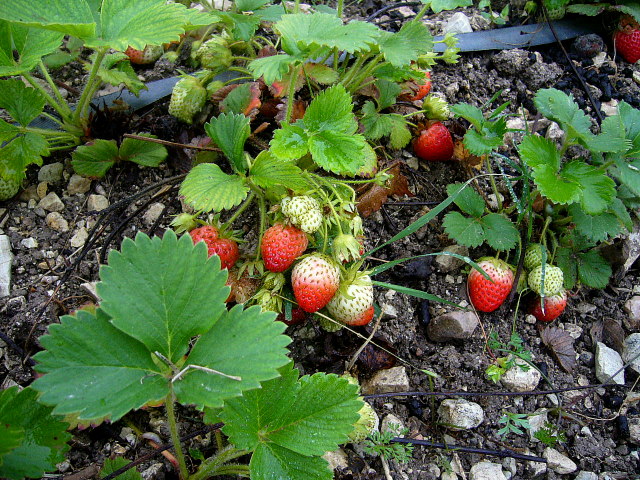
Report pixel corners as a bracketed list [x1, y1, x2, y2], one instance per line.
[222, 363, 361, 458]
[180, 163, 250, 212]
[33, 309, 168, 421]
[442, 212, 485, 247]
[388, 115, 413, 149]
[568, 203, 622, 243]
[205, 113, 251, 174]
[173, 305, 291, 409]
[308, 130, 366, 175]
[446, 183, 484, 217]
[451, 103, 485, 131]
[0, 387, 70, 480]
[361, 103, 393, 140]
[270, 124, 310, 159]
[119, 135, 168, 168]
[561, 161, 615, 214]
[304, 85, 358, 133]
[0, 20, 63, 75]
[71, 139, 119, 178]
[577, 249, 611, 288]
[99, 231, 229, 363]
[586, 114, 630, 153]
[0, 132, 48, 180]
[251, 444, 333, 480]
[249, 54, 297, 85]
[95, 52, 146, 95]
[378, 21, 433, 67]
[0, 79, 46, 126]
[533, 88, 593, 145]
[481, 213, 519, 250]
[249, 151, 311, 192]
[425, 0, 474, 13]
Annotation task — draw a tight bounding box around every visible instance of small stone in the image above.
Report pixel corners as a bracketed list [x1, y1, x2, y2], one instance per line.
[56, 460, 71, 473]
[629, 417, 640, 444]
[5, 296, 26, 313]
[380, 413, 405, 435]
[88, 194, 109, 211]
[525, 314, 537, 324]
[623, 333, 640, 374]
[37, 182, 48, 199]
[323, 448, 348, 471]
[143, 202, 165, 226]
[0, 235, 13, 298]
[624, 296, 640, 331]
[543, 447, 577, 474]
[527, 409, 549, 442]
[70, 227, 89, 248]
[575, 471, 598, 480]
[405, 157, 419, 170]
[45, 212, 70, 232]
[20, 237, 38, 249]
[633, 71, 640, 85]
[435, 245, 469, 273]
[527, 450, 547, 477]
[572, 34, 606, 58]
[575, 302, 597, 314]
[595, 342, 625, 385]
[500, 357, 541, 392]
[486, 193, 504, 211]
[546, 122, 564, 142]
[437, 399, 484, 430]
[381, 302, 398, 319]
[592, 51, 609, 68]
[361, 366, 410, 395]
[67, 174, 92, 195]
[441, 472, 457, 480]
[17, 185, 39, 202]
[427, 311, 478, 342]
[601, 100, 619, 117]
[141, 462, 164, 480]
[38, 162, 64, 183]
[469, 461, 506, 480]
[38, 192, 64, 212]
[81, 282, 101, 301]
[443, 12, 473, 35]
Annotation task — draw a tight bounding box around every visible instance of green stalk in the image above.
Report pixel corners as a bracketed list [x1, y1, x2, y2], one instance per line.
[22, 74, 72, 121]
[412, 3, 431, 23]
[73, 47, 108, 127]
[190, 445, 250, 480]
[284, 66, 302, 124]
[222, 191, 256, 231]
[485, 156, 503, 212]
[38, 61, 73, 117]
[294, 0, 301, 13]
[255, 192, 267, 260]
[165, 391, 189, 479]
[211, 465, 250, 477]
[339, 53, 369, 86]
[345, 54, 384, 93]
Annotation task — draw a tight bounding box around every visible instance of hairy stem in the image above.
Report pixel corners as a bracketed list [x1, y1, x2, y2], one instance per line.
[73, 47, 108, 127]
[190, 445, 250, 480]
[222, 191, 256, 232]
[412, 3, 431, 23]
[38, 61, 73, 117]
[255, 192, 267, 260]
[346, 54, 384, 93]
[485, 155, 503, 212]
[165, 391, 189, 479]
[284, 65, 301, 124]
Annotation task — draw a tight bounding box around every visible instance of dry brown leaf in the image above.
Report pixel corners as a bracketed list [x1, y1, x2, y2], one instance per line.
[540, 326, 577, 373]
[453, 140, 483, 169]
[356, 166, 412, 217]
[603, 319, 626, 354]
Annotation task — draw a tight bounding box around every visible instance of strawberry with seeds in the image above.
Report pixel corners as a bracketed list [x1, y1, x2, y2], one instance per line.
[291, 253, 340, 313]
[125, 45, 164, 65]
[530, 290, 567, 322]
[189, 225, 239, 270]
[326, 272, 375, 326]
[467, 257, 514, 312]
[261, 224, 308, 272]
[614, 15, 640, 64]
[413, 121, 454, 162]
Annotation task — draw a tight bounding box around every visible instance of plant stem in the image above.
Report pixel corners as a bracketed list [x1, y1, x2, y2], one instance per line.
[346, 54, 384, 93]
[38, 61, 73, 117]
[73, 47, 108, 127]
[485, 155, 503, 211]
[339, 53, 368, 86]
[222, 191, 256, 232]
[284, 66, 301, 124]
[412, 3, 431, 23]
[294, 0, 301, 13]
[22, 74, 72, 121]
[190, 445, 250, 480]
[165, 391, 189, 479]
[255, 192, 267, 260]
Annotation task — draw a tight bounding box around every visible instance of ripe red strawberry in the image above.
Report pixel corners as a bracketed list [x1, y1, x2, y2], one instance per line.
[467, 257, 514, 312]
[326, 273, 375, 326]
[614, 15, 640, 64]
[413, 121, 454, 162]
[410, 72, 432, 101]
[261, 224, 308, 272]
[189, 226, 239, 270]
[291, 254, 340, 313]
[276, 307, 307, 326]
[125, 45, 164, 64]
[530, 289, 567, 322]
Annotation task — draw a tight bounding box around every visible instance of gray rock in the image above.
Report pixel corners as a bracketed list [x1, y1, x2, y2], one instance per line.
[361, 366, 410, 395]
[380, 413, 405, 435]
[543, 447, 577, 474]
[5, 296, 26, 313]
[619, 222, 640, 282]
[37, 162, 64, 183]
[527, 452, 547, 477]
[437, 399, 484, 430]
[20, 237, 38, 249]
[435, 245, 469, 273]
[143, 202, 165, 226]
[601, 100, 619, 117]
[88, 194, 109, 211]
[441, 472, 457, 480]
[624, 296, 640, 331]
[70, 227, 89, 248]
[527, 409, 549, 442]
[45, 212, 70, 233]
[595, 342, 625, 385]
[443, 12, 472, 35]
[500, 358, 541, 392]
[380, 302, 398, 319]
[38, 192, 64, 212]
[469, 461, 506, 480]
[575, 471, 598, 480]
[322, 448, 348, 471]
[141, 462, 164, 480]
[546, 122, 564, 142]
[629, 417, 640, 445]
[0, 235, 13, 298]
[492, 49, 530, 76]
[623, 333, 640, 374]
[427, 311, 478, 342]
[67, 174, 92, 195]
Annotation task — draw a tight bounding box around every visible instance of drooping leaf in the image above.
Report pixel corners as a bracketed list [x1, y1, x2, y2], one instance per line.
[463, 128, 504, 155]
[481, 213, 519, 250]
[576, 249, 611, 289]
[308, 130, 366, 175]
[303, 63, 338, 85]
[304, 85, 357, 134]
[250, 151, 310, 191]
[377, 21, 433, 67]
[0, 387, 70, 480]
[0, 20, 63, 75]
[220, 83, 261, 117]
[442, 212, 485, 247]
[95, 52, 146, 95]
[568, 204, 623, 243]
[361, 102, 393, 141]
[376, 79, 402, 110]
[270, 124, 310, 160]
[180, 163, 249, 212]
[540, 326, 576, 373]
[100, 458, 143, 480]
[119, 135, 168, 167]
[205, 113, 251, 173]
[388, 115, 413, 149]
[446, 182, 484, 217]
[0, 132, 48, 180]
[0, 78, 46, 126]
[70, 139, 119, 178]
[249, 54, 296, 85]
[451, 103, 485, 131]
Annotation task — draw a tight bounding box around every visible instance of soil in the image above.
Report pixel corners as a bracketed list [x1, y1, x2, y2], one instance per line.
[1, 2, 640, 479]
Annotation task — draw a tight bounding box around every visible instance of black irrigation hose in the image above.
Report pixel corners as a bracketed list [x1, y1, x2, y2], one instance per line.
[0, 329, 35, 367]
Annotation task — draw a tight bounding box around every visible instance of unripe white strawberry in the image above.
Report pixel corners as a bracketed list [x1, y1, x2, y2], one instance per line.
[348, 401, 378, 443]
[528, 264, 564, 296]
[326, 273, 374, 326]
[196, 36, 233, 70]
[168, 76, 207, 124]
[281, 195, 323, 234]
[0, 175, 21, 201]
[523, 243, 548, 271]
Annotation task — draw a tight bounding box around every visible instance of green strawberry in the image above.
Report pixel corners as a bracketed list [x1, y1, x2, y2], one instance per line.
[0, 175, 21, 201]
[523, 243, 548, 271]
[348, 401, 378, 443]
[326, 272, 374, 326]
[528, 264, 564, 296]
[281, 195, 323, 234]
[168, 76, 207, 124]
[196, 36, 233, 70]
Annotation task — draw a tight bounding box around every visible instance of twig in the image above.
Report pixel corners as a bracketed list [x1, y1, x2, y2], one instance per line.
[346, 310, 384, 371]
[123, 133, 221, 152]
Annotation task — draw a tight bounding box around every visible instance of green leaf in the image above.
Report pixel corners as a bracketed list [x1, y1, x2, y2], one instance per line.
[586, 114, 630, 153]
[33, 309, 168, 421]
[618, 101, 640, 155]
[235, 0, 271, 11]
[577, 250, 611, 289]
[0, 132, 48, 180]
[533, 88, 593, 145]
[568, 203, 622, 243]
[376, 79, 402, 110]
[304, 85, 357, 133]
[219, 12, 262, 41]
[0, 387, 70, 480]
[223, 364, 361, 456]
[619, 3, 640, 23]
[519, 134, 561, 171]
[566, 3, 604, 15]
[249, 54, 296, 85]
[95, 52, 146, 95]
[251, 443, 332, 480]
[119, 135, 168, 168]
[481, 213, 519, 250]
[174, 305, 291, 409]
[100, 458, 143, 480]
[378, 21, 433, 67]
[451, 103, 485, 131]
[220, 83, 253, 115]
[180, 163, 249, 212]
[610, 196, 633, 231]
[0, 119, 20, 143]
[270, 124, 310, 160]
[446, 183, 484, 217]
[388, 115, 413, 149]
[561, 161, 615, 214]
[464, 128, 503, 155]
[250, 151, 311, 192]
[427, 0, 474, 13]
[0, 78, 46, 126]
[361, 103, 393, 141]
[205, 113, 251, 173]
[0, 20, 63, 75]
[308, 130, 366, 175]
[442, 212, 485, 247]
[71, 139, 119, 178]
[98, 231, 229, 363]
[555, 247, 578, 290]
[372, 280, 466, 308]
[611, 153, 640, 196]
[303, 63, 338, 85]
